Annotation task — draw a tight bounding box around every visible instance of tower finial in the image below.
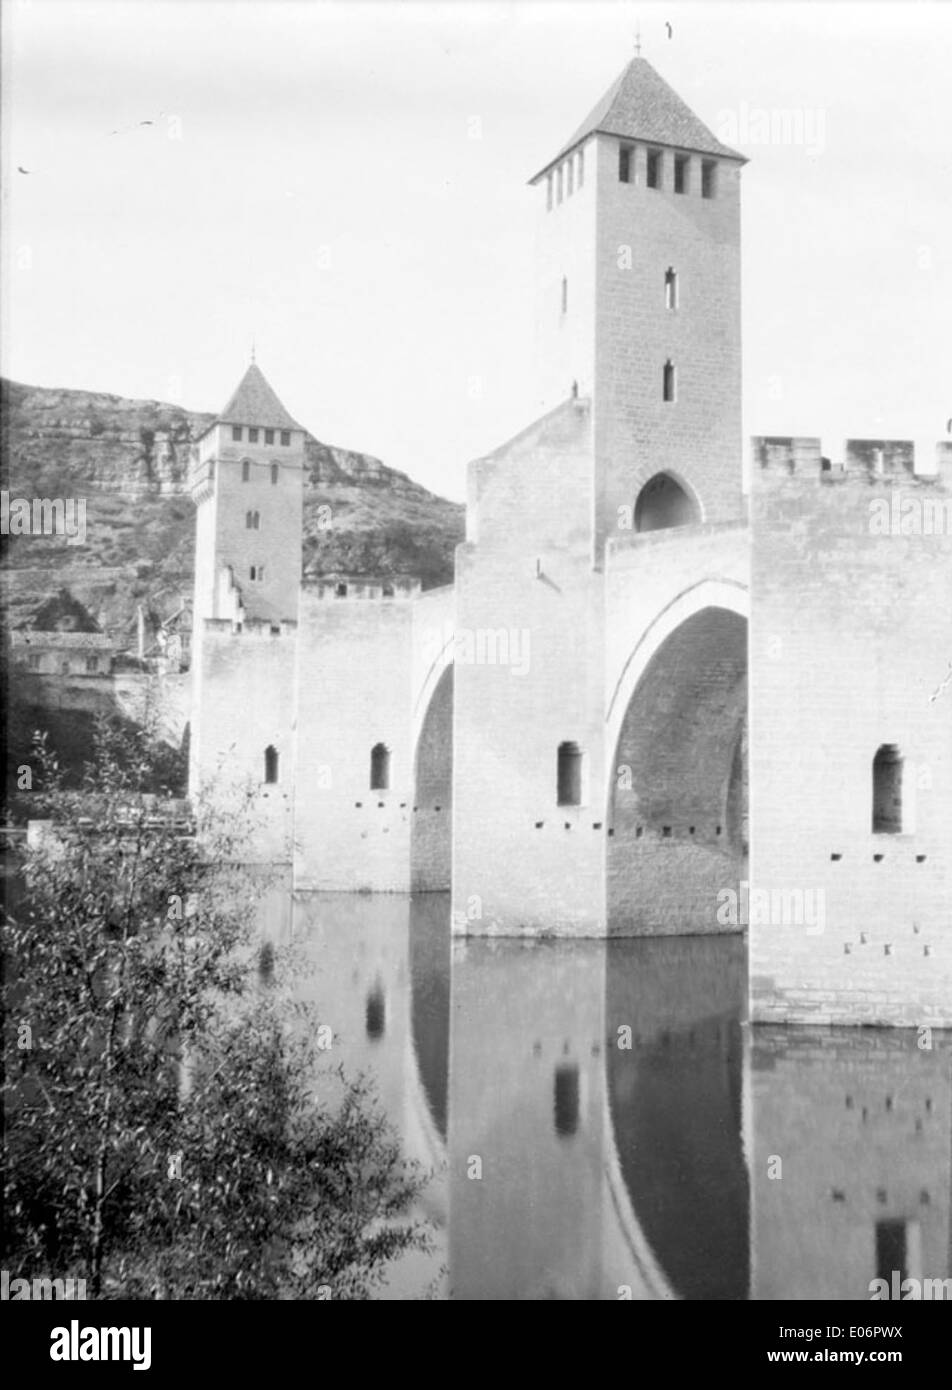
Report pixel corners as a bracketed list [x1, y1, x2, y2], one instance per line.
[634, 22, 641, 57]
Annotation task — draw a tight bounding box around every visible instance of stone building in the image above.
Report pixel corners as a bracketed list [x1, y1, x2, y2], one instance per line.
[187, 55, 951, 1027]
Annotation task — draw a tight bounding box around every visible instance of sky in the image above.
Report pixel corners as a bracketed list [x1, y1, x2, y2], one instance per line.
[3, 0, 951, 501]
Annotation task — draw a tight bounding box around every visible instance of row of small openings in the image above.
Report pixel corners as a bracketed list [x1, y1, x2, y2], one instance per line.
[561, 268, 678, 316]
[333, 582, 396, 598]
[619, 143, 718, 198]
[249, 564, 265, 582]
[27, 652, 102, 673]
[241, 460, 281, 483]
[546, 147, 585, 211]
[232, 426, 292, 446]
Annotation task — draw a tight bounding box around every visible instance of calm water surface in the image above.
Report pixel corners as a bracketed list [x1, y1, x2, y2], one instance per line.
[262, 886, 951, 1301]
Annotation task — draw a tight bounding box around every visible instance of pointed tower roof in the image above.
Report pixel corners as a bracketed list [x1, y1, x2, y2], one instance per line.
[216, 362, 302, 431]
[530, 56, 744, 183]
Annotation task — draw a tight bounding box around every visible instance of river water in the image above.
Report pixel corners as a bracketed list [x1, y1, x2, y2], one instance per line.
[262, 886, 950, 1301]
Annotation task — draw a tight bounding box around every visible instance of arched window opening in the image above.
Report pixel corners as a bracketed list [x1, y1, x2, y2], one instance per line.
[264, 745, 279, 784]
[270, 463, 279, 484]
[241, 459, 250, 482]
[553, 1063, 580, 1138]
[557, 741, 584, 806]
[365, 983, 386, 1041]
[665, 267, 678, 310]
[663, 359, 677, 402]
[872, 745, 903, 833]
[634, 473, 700, 533]
[370, 742, 391, 791]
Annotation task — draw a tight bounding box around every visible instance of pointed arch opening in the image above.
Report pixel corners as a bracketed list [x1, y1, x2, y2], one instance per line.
[370, 742, 391, 792]
[872, 744, 903, 834]
[608, 606, 747, 933]
[634, 472, 701, 534]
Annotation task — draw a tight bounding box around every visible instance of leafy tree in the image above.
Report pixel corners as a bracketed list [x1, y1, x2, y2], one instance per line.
[2, 715, 430, 1299]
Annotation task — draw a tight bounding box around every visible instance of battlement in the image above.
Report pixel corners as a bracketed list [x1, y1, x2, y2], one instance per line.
[752, 436, 951, 484]
[306, 575, 422, 601]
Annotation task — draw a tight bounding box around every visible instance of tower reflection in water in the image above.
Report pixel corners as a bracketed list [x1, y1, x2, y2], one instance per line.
[279, 891, 950, 1300]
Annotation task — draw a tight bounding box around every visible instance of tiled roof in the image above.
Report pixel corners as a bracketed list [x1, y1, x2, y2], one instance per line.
[531, 56, 744, 182]
[217, 363, 302, 431]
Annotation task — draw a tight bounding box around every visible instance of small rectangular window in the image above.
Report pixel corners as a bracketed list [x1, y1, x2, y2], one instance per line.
[264, 428, 275, 444]
[232, 426, 243, 441]
[618, 145, 631, 184]
[566, 158, 574, 196]
[561, 277, 568, 315]
[546, 173, 553, 211]
[248, 427, 259, 443]
[702, 160, 717, 199]
[665, 267, 678, 310]
[556, 164, 563, 204]
[646, 150, 661, 189]
[663, 360, 676, 402]
[577, 148, 584, 188]
[86, 655, 99, 673]
[674, 155, 688, 194]
[280, 431, 291, 446]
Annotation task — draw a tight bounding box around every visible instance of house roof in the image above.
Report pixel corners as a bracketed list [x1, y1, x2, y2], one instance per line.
[20, 587, 101, 633]
[530, 55, 745, 183]
[215, 363, 303, 431]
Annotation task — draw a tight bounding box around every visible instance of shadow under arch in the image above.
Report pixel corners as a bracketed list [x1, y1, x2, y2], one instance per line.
[605, 934, 750, 1299]
[411, 663, 454, 891]
[607, 596, 748, 934]
[407, 893, 451, 1145]
[634, 470, 703, 533]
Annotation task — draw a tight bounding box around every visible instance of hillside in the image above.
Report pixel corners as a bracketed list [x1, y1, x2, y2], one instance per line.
[0, 378, 464, 637]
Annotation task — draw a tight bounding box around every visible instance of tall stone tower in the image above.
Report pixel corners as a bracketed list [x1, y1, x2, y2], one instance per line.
[528, 55, 747, 557]
[190, 361, 306, 627]
[188, 362, 306, 848]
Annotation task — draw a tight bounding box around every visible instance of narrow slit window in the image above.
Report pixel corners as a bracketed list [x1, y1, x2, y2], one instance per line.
[557, 741, 584, 807]
[646, 149, 661, 189]
[556, 164, 563, 204]
[618, 144, 632, 184]
[663, 360, 677, 402]
[577, 147, 584, 188]
[665, 267, 678, 310]
[264, 745, 279, 784]
[561, 276, 568, 314]
[370, 742, 390, 791]
[546, 173, 553, 211]
[566, 157, 574, 196]
[674, 154, 689, 194]
[271, 463, 279, 484]
[241, 459, 250, 481]
[702, 159, 717, 199]
[872, 745, 903, 833]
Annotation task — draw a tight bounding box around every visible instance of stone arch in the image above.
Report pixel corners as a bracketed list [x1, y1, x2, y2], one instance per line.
[411, 663, 454, 891]
[634, 471, 702, 533]
[606, 583, 748, 934]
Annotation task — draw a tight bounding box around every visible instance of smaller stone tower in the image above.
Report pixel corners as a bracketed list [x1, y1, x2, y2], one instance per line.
[190, 361, 306, 628]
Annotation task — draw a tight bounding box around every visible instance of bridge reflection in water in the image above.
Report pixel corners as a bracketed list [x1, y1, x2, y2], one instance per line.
[272, 890, 950, 1301]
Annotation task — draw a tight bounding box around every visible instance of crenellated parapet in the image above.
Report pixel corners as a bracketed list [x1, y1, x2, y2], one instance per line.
[752, 435, 952, 485]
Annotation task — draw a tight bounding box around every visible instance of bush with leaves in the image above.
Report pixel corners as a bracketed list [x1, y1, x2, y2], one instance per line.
[2, 715, 431, 1299]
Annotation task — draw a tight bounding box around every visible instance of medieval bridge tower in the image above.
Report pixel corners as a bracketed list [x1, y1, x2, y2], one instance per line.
[188, 55, 952, 1029]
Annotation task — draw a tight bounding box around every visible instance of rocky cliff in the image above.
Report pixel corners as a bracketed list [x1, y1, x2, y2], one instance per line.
[0, 378, 464, 636]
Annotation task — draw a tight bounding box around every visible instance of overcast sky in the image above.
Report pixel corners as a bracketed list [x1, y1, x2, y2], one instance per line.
[3, 1, 950, 500]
